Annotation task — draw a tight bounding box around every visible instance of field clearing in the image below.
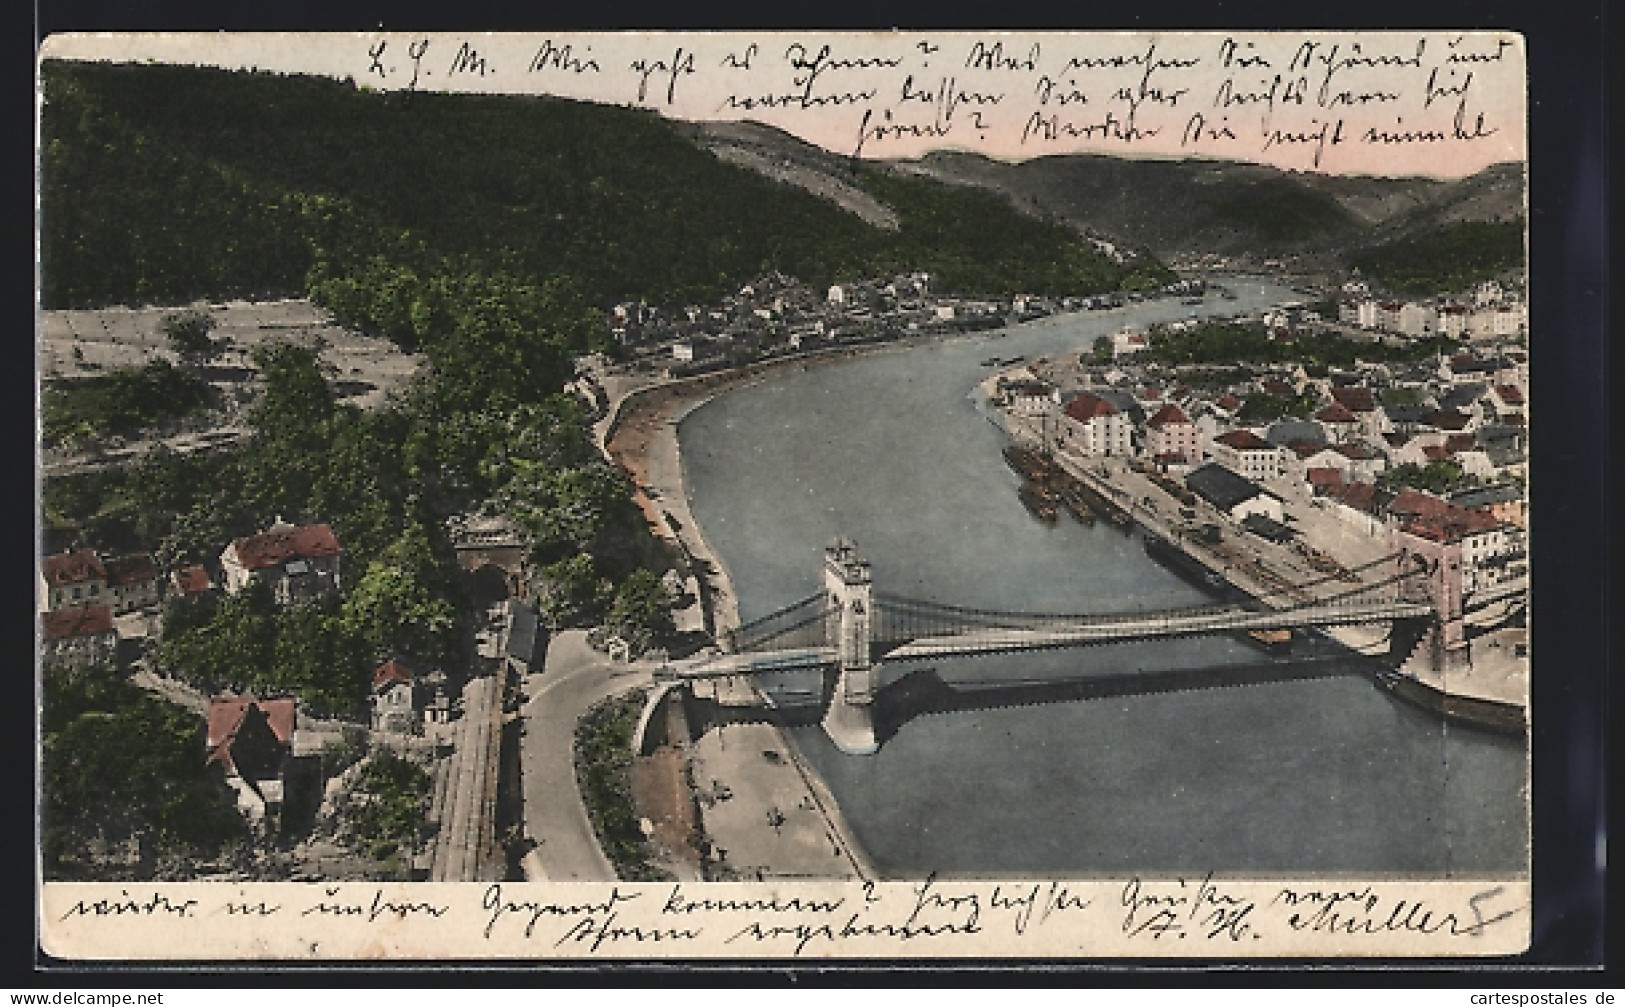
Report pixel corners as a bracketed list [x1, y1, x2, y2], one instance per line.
[40, 298, 420, 410]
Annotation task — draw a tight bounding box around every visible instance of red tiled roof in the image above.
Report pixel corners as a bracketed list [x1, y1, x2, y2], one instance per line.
[1063, 393, 1118, 421]
[1402, 508, 1502, 544]
[1215, 429, 1271, 451]
[373, 660, 414, 689]
[1140, 385, 1162, 400]
[1291, 443, 1324, 459]
[104, 553, 156, 588]
[205, 697, 296, 772]
[1423, 445, 1452, 462]
[1217, 394, 1241, 410]
[1330, 388, 1376, 413]
[1146, 403, 1192, 428]
[172, 565, 213, 595]
[1308, 468, 1344, 487]
[1427, 409, 1472, 431]
[228, 523, 342, 571]
[1263, 379, 1293, 395]
[1325, 481, 1379, 513]
[1315, 403, 1358, 424]
[1494, 385, 1524, 406]
[1444, 433, 1477, 453]
[1388, 490, 1452, 520]
[41, 604, 113, 640]
[1334, 443, 1379, 461]
[41, 549, 106, 588]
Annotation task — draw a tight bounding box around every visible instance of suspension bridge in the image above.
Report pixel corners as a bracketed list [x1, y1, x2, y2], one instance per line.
[653, 538, 1453, 754]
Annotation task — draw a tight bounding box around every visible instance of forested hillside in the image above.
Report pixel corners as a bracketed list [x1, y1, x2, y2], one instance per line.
[40, 59, 1164, 315]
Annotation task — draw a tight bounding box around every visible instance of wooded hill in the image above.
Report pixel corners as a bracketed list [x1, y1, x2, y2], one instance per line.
[40, 59, 1169, 314]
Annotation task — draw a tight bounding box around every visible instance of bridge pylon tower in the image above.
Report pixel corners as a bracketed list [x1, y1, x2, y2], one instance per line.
[822, 537, 879, 754]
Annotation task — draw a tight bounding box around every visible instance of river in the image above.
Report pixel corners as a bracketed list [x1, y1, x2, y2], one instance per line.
[678, 279, 1528, 878]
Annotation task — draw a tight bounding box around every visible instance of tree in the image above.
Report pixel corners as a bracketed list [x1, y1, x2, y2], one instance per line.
[42, 662, 246, 878]
[340, 523, 460, 668]
[533, 553, 611, 627]
[601, 569, 676, 656]
[163, 310, 218, 365]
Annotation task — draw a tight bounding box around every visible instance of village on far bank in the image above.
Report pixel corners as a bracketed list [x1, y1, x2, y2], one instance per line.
[37, 252, 1528, 882]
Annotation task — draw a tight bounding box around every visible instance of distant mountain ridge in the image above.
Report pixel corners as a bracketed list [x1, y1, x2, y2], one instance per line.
[693, 120, 1525, 271]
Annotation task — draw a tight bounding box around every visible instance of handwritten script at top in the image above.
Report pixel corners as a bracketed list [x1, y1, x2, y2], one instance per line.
[355, 32, 1521, 173]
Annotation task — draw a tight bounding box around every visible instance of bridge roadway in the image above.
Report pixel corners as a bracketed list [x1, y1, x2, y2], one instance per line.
[658, 598, 1432, 680]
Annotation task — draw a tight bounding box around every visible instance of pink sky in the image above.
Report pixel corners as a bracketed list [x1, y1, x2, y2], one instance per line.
[41, 31, 1526, 178]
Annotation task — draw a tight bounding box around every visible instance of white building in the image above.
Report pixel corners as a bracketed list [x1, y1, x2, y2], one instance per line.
[1059, 392, 1132, 457]
[1144, 402, 1201, 465]
[1211, 429, 1285, 481]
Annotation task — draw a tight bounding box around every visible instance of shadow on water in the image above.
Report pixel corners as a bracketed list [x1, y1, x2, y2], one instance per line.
[679, 653, 1400, 750]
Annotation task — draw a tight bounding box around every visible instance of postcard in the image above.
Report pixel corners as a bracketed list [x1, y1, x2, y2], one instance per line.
[36, 29, 1532, 960]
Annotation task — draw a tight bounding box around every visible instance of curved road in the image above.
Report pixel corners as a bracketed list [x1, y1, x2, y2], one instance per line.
[518, 629, 653, 881]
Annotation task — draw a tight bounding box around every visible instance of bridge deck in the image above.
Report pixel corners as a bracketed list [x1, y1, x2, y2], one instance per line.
[882, 600, 1432, 662]
[659, 646, 837, 681]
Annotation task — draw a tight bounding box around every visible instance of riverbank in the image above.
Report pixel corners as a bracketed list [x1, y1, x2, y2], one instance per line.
[992, 409, 1528, 732]
[600, 347, 899, 880]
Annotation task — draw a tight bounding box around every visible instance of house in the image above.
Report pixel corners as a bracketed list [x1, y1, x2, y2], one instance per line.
[1450, 482, 1528, 530]
[1306, 467, 1345, 492]
[1144, 403, 1200, 465]
[1320, 481, 1389, 537]
[1332, 442, 1386, 482]
[1386, 491, 1522, 596]
[1313, 402, 1361, 444]
[1489, 384, 1525, 423]
[371, 660, 418, 735]
[39, 549, 107, 613]
[1265, 419, 1327, 454]
[41, 605, 119, 670]
[103, 553, 160, 614]
[1185, 463, 1284, 523]
[1059, 392, 1132, 457]
[1329, 387, 1383, 438]
[1211, 429, 1285, 481]
[206, 696, 297, 827]
[1398, 302, 1437, 337]
[220, 520, 343, 606]
[1425, 408, 1477, 434]
[1438, 303, 1470, 337]
[1004, 379, 1060, 416]
[170, 564, 215, 597]
[1110, 328, 1149, 358]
